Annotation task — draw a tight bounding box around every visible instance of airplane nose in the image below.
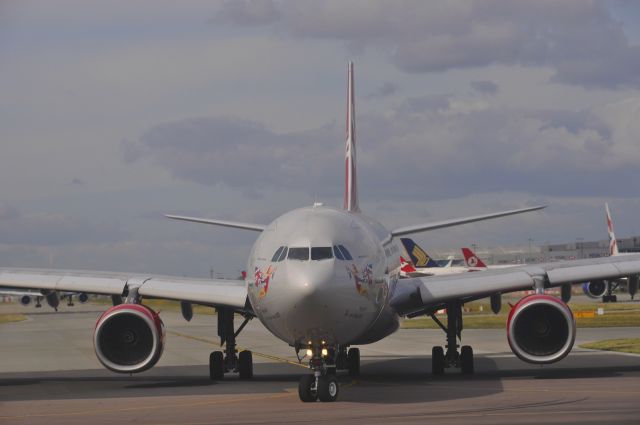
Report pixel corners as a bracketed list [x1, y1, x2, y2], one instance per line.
[286, 261, 335, 302]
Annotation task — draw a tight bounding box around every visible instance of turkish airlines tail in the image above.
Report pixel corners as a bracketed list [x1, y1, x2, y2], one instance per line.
[344, 61, 359, 212]
[461, 247, 488, 269]
[605, 202, 619, 256]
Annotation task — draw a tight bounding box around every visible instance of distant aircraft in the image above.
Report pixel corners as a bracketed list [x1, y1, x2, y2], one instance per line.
[582, 203, 638, 301]
[2, 63, 640, 403]
[0, 288, 89, 310]
[400, 238, 469, 276]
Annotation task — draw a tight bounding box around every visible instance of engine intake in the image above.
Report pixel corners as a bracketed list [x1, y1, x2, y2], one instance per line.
[94, 304, 165, 373]
[507, 295, 575, 364]
[19, 295, 32, 306]
[582, 280, 608, 299]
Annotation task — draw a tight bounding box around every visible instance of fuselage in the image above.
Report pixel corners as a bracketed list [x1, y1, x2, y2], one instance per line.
[246, 205, 402, 347]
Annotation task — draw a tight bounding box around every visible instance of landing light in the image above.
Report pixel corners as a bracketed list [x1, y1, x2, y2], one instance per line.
[306, 349, 313, 357]
[321, 348, 328, 356]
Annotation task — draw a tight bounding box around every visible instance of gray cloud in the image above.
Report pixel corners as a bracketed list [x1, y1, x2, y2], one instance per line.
[470, 80, 498, 95]
[366, 82, 398, 99]
[216, 0, 640, 89]
[124, 116, 343, 197]
[0, 203, 20, 220]
[124, 95, 640, 202]
[0, 208, 128, 246]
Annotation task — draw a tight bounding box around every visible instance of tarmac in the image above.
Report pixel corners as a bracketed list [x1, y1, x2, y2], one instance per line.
[1, 303, 639, 424]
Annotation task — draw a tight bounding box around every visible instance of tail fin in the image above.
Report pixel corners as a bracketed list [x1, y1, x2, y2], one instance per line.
[399, 256, 417, 274]
[400, 238, 439, 268]
[605, 202, 619, 256]
[344, 61, 359, 212]
[462, 247, 487, 269]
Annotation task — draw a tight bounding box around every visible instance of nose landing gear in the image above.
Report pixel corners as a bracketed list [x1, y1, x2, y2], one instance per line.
[298, 346, 340, 402]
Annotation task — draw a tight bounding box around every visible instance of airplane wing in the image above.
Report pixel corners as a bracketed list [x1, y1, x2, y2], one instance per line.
[0, 288, 44, 298]
[391, 253, 640, 316]
[0, 267, 248, 311]
[390, 205, 546, 237]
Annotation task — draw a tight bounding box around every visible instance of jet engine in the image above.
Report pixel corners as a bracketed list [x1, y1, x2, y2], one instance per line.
[93, 304, 165, 373]
[19, 295, 32, 306]
[582, 280, 608, 299]
[78, 293, 89, 304]
[507, 294, 575, 364]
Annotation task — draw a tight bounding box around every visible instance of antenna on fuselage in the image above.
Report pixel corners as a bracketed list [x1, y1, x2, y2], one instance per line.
[344, 61, 360, 213]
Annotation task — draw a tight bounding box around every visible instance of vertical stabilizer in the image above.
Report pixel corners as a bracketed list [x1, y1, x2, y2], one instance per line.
[344, 62, 359, 212]
[605, 202, 619, 256]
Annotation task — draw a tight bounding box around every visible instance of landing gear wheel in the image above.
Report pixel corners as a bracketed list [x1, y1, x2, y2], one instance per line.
[238, 350, 253, 379]
[347, 347, 360, 377]
[432, 346, 445, 375]
[460, 345, 474, 374]
[209, 351, 224, 380]
[298, 375, 317, 402]
[317, 375, 339, 402]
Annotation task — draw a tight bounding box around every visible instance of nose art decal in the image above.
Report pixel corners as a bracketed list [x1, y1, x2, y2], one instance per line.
[253, 265, 275, 299]
[346, 263, 373, 295]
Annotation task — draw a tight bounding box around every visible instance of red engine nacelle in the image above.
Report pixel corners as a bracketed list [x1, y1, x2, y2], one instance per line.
[507, 294, 575, 364]
[93, 304, 165, 373]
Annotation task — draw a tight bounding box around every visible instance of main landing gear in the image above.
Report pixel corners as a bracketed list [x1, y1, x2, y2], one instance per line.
[298, 346, 360, 402]
[209, 308, 253, 380]
[429, 302, 474, 375]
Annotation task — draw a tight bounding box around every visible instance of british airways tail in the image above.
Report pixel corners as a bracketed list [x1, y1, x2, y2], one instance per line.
[605, 202, 619, 256]
[400, 238, 440, 268]
[344, 61, 359, 213]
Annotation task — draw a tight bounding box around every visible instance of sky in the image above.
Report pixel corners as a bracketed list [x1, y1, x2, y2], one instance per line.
[1, 0, 640, 277]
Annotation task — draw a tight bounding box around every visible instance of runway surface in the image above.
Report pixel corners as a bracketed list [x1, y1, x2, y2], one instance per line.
[1, 304, 640, 424]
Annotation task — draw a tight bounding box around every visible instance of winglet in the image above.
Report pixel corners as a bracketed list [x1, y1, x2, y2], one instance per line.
[462, 247, 487, 269]
[605, 202, 619, 256]
[344, 61, 359, 212]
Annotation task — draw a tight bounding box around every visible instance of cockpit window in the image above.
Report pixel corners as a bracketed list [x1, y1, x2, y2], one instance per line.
[333, 245, 345, 260]
[288, 247, 309, 261]
[277, 247, 288, 262]
[271, 246, 285, 262]
[338, 245, 353, 261]
[311, 247, 333, 260]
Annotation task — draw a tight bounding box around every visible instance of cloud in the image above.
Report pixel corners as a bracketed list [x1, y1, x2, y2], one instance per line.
[216, 0, 640, 89]
[0, 207, 128, 246]
[124, 95, 640, 201]
[123, 116, 343, 197]
[470, 80, 498, 95]
[366, 82, 398, 99]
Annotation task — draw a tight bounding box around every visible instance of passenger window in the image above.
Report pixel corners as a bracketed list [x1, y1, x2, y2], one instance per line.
[311, 247, 333, 260]
[271, 246, 284, 262]
[277, 247, 288, 262]
[338, 245, 353, 261]
[333, 245, 345, 260]
[288, 247, 309, 261]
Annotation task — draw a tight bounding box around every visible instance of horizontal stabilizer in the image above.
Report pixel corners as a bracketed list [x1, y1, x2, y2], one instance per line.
[390, 205, 546, 237]
[165, 214, 266, 232]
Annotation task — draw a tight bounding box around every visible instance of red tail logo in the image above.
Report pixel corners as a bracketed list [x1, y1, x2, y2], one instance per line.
[462, 248, 487, 268]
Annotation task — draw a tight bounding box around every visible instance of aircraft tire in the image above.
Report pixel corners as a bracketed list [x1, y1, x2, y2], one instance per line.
[432, 346, 445, 375]
[317, 375, 339, 402]
[209, 351, 224, 380]
[460, 345, 474, 374]
[238, 350, 253, 379]
[298, 375, 317, 402]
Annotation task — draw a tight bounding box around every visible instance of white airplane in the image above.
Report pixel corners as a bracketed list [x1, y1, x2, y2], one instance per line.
[0, 288, 89, 310]
[2, 63, 640, 403]
[582, 203, 639, 301]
